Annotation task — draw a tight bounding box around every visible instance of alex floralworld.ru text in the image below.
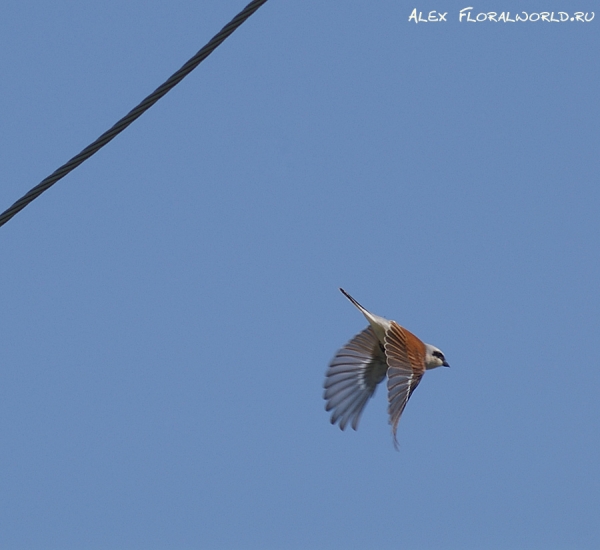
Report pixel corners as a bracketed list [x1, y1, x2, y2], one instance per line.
[408, 8, 595, 23]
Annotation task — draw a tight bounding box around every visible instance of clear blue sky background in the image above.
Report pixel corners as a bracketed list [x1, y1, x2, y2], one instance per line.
[0, 1, 598, 549]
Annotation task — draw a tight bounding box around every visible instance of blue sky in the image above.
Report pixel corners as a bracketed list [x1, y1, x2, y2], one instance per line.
[0, 1, 598, 548]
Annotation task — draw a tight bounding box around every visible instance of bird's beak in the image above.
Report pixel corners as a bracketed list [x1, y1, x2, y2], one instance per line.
[443, 361, 450, 368]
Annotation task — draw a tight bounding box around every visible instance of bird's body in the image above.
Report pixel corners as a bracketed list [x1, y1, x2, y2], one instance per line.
[324, 289, 449, 447]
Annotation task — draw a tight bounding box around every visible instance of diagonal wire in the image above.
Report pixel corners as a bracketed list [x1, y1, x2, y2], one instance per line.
[0, 0, 269, 230]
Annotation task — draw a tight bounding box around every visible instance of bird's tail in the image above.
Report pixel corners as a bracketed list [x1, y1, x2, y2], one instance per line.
[339, 288, 391, 344]
[339, 288, 368, 314]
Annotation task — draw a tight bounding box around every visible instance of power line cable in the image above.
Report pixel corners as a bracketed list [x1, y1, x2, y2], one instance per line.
[0, 0, 269, 229]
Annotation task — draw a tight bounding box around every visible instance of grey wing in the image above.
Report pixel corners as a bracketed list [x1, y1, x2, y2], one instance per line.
[324, 327, 388, 431]
[384, 323, 425, 447]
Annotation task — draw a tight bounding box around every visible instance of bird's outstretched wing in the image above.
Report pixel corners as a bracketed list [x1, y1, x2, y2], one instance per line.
[324, 327, 388, 431]
[384, 322, 426, 447]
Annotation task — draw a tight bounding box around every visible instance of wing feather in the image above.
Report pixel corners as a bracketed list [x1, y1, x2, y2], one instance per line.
[384, 322, 426, 447]
[323, 327, 388, 431]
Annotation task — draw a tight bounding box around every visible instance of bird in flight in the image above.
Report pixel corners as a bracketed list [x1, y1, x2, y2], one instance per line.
[324, 288, 449, 447]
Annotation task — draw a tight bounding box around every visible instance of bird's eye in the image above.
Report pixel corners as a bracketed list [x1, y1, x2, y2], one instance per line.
[432, 351, 444, 360]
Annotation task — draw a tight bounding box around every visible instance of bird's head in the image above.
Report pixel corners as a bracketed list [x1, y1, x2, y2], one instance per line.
[424, 344, 450, 370]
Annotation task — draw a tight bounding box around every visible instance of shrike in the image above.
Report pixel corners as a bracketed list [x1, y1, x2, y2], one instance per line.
[324, 288, 449, 447]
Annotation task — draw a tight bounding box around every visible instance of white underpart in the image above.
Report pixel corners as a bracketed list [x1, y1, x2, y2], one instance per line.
[353, 304, 391, 344]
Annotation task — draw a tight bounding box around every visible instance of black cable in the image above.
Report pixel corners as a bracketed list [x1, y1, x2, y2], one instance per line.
[0, 0, 269, 229]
